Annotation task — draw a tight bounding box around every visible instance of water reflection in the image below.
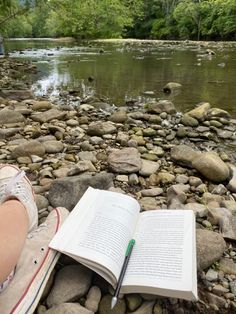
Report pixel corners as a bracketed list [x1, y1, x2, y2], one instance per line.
[32, 60, 72, 97]
[6, 40, 236, 115]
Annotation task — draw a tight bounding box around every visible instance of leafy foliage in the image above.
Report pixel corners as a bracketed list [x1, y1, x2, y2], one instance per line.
[0, 0, 235, 40]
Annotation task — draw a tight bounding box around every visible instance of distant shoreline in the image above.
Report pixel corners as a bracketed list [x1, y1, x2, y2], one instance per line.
[7, 37, 76, 42]
[6, 37, 236, 46]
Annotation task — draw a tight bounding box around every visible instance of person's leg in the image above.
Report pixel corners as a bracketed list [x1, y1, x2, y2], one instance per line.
[0, 200, 29, 283]
[0, 164, 38, 289]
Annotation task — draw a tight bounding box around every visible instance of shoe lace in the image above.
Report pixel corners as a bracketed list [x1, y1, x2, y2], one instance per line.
[5, 170, 26, 196]
[27, 223, 47, 239]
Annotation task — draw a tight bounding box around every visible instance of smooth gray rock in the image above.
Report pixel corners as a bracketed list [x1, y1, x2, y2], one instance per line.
[184, 203, 208, 218]
[163, 82, 182, 93]
[156, 172, 175, 185]
[146, 100, 176, 114]
[45, 303, 93, 314]
[43, 140, 64, 153]
[32, 100, 52, 111]
[167, 184, 188, 207]
[139, 197, 158, 211]
[189, 176, 202, 187]
[212, 284, 229, 295]
[85, 286, 101, 313]
[0, 108, 25, 124]
[109, 111, 127, 123]
[38, 135, 57, 143]
[143, 127, 156, 137]
[211, 184, 227, 195]
[98, 294, 126, 314]
[89, 136, 104, 145]
[175, 174, 189, 184]
[149, 146, 164, 157]
[197, 229, 226, 271]
[48, 172, 114, 211]
[207, 108, 231, 119]
[202, 192, 223, 205]
[78, 151, 97, 163]
[35, 194, 49, 210]
[227, 164, 236, 193]
[129, 173, 139, 185]
[205, 269, 218, 281]
[11, 140, 46, 158]
[47, 265, 92, 307]
[170, 145, 200, 168]
[206, 292, 226, 308]
[221, 200, 236, 214]
[31, 109, 66, 123]
[0, 89, 33, 100]
[230, 281, 236, 296]
[125, 294, 142, 312]
[0, 127, 23, 139]
[181, 114, 199, 127]
[186, 102, 211, 122]
[219, 258, 236, 275]
[139, 159, 159, 176]
[87, 121, 117, 136]
[140, 187, 163, 197]
[192, 152, 230, 183]
[209, 207, 236, 240]
[108, 148, 141, 174]
[127, 301, 155, 314]
[217, 129, 233, 139]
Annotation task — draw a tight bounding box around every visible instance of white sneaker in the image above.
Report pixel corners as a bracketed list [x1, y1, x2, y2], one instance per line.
[0, 207, 69, 314]
[0, 164, 38, 231]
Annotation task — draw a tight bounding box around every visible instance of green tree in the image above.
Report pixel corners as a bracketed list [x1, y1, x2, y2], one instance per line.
[173, 0, 211, 40]
[45, 0, 143, 38]
[0, 0, 46, 37]
[206, 0, 236, 39]
[1, 0, 236, 40]
[131, 0, 180, 39]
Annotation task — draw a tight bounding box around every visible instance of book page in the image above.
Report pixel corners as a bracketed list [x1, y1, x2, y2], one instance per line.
[50, 187, 140, 284]
[122, 210, 197, 300]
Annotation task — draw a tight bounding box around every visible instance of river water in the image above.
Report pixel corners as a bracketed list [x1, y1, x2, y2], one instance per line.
[5, 39, 236, 115]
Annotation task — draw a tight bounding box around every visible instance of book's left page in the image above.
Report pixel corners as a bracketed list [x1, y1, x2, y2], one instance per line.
[49, 187, 140, 285]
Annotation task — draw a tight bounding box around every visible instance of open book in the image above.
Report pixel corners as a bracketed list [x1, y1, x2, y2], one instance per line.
[49, 187, 198, 301]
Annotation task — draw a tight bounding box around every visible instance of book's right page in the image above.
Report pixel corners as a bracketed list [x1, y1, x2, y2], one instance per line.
[122, 210, 198, 301]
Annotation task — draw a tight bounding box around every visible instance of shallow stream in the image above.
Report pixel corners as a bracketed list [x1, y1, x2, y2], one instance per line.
[5, 39, 236, 115]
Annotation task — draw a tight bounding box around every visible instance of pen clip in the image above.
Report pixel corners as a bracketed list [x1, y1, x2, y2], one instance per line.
[125, 239, 135, 257]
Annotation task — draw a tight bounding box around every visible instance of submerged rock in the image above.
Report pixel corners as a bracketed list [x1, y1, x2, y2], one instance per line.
[163, 82, 182, 93]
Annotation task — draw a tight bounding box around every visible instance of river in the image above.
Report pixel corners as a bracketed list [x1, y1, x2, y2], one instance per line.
[5, 39, 236, 115]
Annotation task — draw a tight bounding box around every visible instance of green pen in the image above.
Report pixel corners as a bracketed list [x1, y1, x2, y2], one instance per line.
[111, 239, 135, 309]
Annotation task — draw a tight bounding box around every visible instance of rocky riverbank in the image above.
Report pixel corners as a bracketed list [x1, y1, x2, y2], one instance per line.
[1, 57, 236, 313]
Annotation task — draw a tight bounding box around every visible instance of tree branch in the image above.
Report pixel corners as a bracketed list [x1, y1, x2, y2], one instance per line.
[0, 7, 28, 27]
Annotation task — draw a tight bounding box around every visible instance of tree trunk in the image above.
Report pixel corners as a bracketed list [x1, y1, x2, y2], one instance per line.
[197, 19, 201, 41]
